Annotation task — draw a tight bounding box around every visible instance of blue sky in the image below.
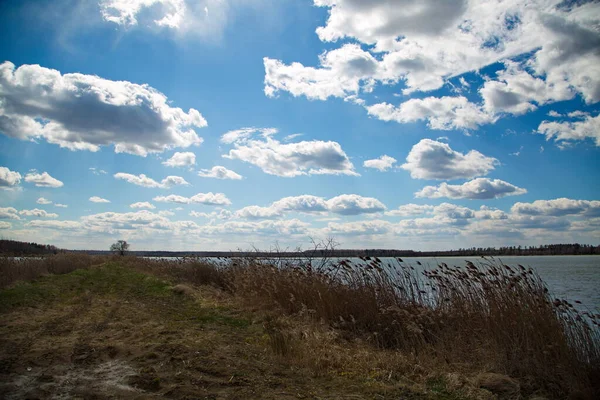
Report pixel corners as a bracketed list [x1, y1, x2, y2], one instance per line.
[0, 0, 599, 251]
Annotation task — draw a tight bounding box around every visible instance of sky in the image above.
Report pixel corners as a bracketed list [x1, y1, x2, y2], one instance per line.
[0, 0, 599, 252]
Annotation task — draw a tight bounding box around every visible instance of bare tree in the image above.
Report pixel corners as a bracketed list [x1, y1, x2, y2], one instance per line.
[110, 240, 130, 256]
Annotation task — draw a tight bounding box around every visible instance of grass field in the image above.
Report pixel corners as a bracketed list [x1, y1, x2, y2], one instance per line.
[0, 255, 598, 399]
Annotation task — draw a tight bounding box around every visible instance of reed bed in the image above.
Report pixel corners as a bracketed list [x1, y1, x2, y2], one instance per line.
[224, 256, 600, 398]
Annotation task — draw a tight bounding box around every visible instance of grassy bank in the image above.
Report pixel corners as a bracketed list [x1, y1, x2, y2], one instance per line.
[1, 254, 599, 399]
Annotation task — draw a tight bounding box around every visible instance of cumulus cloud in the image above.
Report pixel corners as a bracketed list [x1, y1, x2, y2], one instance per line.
[264, 44, 383, 100]
[326, 220, 393, 236]
[401, 139, 498, 180]
[265, 0, 600, 129]
[234, 194, 385, 219]
[130, 202, 156, 209]
[415, 178, 527, 200]
[480, 61, 574, 115]
[25, 220, 82, 230]
[89, 196, 111, 203]
[99, 0, 268, 40]
[475, 206, 508, 220]
[0, 221, 11, 229]
[36, 197, 52, 205]
[114, 173, 189, 188]
[0, 61, 206, 156]
[153, 192, 232, 206]
[24, 172, 64, 188]
[385, 204, 434, 217]
[0, 207, 20, 220]
[55, 204, 68, 208]
[190, 209, 232, 219]
[366, 96, 495, 131]
[163, 152, 196, 168]
[536, 113, 600, 147]
[363, 155, 397, 171]
[221, 128, 358, 177]
[197, 166, 242, 180]
[325, 194, 386, 215]
[0, 166, 21, 189]
[19, 209, 59, 218]
[511, 198, 600, 218]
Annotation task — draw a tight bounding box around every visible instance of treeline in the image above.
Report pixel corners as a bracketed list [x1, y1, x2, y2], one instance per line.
[304, 243, 600, 258]
[0, 239, 62, 256]
[3, 240, 599, 257]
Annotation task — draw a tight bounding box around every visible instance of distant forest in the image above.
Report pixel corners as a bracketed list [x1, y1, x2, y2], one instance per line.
[0, 239, 62, 256]
[1, 239, 598, 257]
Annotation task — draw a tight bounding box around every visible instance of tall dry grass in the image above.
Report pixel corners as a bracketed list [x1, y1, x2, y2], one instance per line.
[224, 256, 600, 398]
[0, 253, 104, 288]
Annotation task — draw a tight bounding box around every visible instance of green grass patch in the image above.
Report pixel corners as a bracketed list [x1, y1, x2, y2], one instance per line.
[0, 262, 251, 330]
[0, 263, 169, 312]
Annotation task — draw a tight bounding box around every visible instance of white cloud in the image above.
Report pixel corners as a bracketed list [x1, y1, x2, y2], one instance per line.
[81, 210, 170, 232]
[158, 210, 175, 217]
[325, 220, 393, 236]
[153, 192, 232, 206]
[475, 206, 508, 220]
[325, 194, 386, 215]
[0, 61, 206, 156]
[36, 197, 52, 205]
[363, 155, 397, 171]
[163, 152, 196, 168]
[98, 0, 267, 40]
[0, 166, 21, 189]
[114, 172, 189, 188]
[90, 196, 111, 203]
[480, 61, 574, 115]
[24, 172, 64, 188]
[55, 203, 68, 208]
[198, 166, 242, 180]
[415, 178, 527, 200]
[511, 198, 600, 218]
[385, 204, 434, 217]
[222, 128, 358, 177]
[366, 97, 494, 131]
[89, 168, 108, 175]
[0, 221, 11, 229]
[548, 110, 562, 117]
[190, 209, 232, 219]
[272, 195, 329, 213]
[0, 207, 20, 220]
[401, 139, 498, 180]
[201, 219, 310, 236]
[19, 208, 59, 218]
[234, 194, 386, 219]
[220, 127, 278, 144]
[130, 202, 156, 209]
[234, 205, 282, 220]
[265, 0, 600, 127]
[25, 220, 82, 230]
[314, 0, 467, 45]
[536, 113, 600, 147]
[264, 44, 382, 100]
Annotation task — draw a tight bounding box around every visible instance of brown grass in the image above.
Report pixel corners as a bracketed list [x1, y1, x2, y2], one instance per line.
[3, 253, 598, 399]
[222, 256, 600, 399]
[0, 253, 106, 288]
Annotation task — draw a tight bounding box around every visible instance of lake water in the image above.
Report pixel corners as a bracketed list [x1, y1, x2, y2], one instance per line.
[204, 255, 600, 311]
